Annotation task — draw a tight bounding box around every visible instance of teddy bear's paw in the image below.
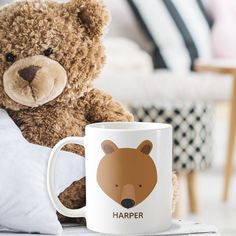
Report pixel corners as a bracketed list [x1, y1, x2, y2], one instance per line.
[58, 177, 86, 223]
[76, 217, 87, 226]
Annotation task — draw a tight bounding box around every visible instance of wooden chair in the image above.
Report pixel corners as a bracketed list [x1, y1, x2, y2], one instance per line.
[195, 59, 236, 201]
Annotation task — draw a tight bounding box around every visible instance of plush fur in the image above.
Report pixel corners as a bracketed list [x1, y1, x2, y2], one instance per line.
[0, 0, 133, 223]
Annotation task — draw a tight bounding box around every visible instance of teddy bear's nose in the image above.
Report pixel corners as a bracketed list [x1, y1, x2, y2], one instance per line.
[121, 198, 135, 209]
[18, 66, 41, 83]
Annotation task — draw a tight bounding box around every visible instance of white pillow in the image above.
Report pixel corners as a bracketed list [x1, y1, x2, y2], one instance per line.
[103, 0, 151, 51]
[99, 37, 153, 79]
[0, 109, 85, 234]
[126, 0, 212, 71]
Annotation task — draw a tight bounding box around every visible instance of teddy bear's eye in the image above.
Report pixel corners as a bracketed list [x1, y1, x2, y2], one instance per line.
[139, 184, 142, 188]
[43, 47, 53, 57]
[115, 184, 119, 187]
[5, 53, 16, 63]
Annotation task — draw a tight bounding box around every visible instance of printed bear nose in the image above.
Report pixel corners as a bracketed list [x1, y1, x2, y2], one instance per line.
[18, 66, 41, 83]
[121, 199, 135, 209]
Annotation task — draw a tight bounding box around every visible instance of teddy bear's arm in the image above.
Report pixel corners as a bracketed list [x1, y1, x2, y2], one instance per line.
[85, 89, 134, 123]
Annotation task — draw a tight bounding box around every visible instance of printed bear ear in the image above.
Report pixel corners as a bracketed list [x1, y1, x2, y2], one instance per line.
[66, 0, 110, 39]
[101, 140, 118, 154]
[137, 140, 153, 155]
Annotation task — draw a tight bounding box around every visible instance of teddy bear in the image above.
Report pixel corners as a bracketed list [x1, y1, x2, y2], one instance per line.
[0, 0, 133, 224]
[0, 0, 178, 224]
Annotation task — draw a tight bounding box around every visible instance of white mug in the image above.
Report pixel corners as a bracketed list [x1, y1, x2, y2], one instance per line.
[47, 122, 172, 235]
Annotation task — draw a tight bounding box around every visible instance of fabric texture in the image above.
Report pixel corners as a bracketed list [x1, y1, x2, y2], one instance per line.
[127, 0, 212, 71]
[103, 0, 153, 54]
[96, 69, 232, 103]
[101, 37, 153, 77]
[0, 109, 85, 234]
[131, 102, 214, 172]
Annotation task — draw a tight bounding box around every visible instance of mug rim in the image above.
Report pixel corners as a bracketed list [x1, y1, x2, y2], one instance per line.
[86, 122, 172, 132]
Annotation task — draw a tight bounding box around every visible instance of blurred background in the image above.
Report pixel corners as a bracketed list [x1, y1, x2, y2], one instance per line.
[95, 1, 236, 235]
[1, 0, 236, 235]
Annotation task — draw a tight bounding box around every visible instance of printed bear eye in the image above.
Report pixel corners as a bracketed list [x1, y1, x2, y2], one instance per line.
[43, 47, 53, 57]
[139, 184, 142, 188]
[5, 53, 16, 63]
[115, 184, 119, 187]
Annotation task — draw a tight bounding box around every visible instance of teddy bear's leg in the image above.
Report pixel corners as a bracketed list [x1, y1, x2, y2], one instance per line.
[57, 177, 86, 225]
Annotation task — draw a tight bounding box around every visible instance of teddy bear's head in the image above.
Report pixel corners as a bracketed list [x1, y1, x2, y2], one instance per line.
[0, 0, 109, 110]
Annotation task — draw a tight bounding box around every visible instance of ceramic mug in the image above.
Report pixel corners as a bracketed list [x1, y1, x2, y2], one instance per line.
[47, 122, 172, 235]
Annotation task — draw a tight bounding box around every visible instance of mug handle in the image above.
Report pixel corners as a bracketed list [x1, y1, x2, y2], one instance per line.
[47, 137, 86, 218]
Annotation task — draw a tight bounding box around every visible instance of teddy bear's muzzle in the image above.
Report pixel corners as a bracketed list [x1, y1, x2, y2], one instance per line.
[3, 55, 67, 107]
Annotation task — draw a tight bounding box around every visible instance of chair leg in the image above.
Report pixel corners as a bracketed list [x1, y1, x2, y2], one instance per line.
[223, 78, 236, 201]
[172, 173, 181, 218]
[187, 171, 198, 214]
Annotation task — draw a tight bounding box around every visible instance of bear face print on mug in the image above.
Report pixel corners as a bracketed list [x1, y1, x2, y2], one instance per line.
[97, 140, 158, 209]
[47, 122, 172, 235]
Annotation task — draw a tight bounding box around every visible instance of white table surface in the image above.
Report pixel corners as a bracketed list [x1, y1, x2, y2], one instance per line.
[0, 220, 219, 236]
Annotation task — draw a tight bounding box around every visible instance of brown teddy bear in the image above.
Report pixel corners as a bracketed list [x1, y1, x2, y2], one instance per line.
[0, 0, 178, 224]
[0, 0, 133, 224]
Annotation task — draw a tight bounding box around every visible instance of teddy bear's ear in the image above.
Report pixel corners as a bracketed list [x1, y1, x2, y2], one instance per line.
[66, 0, 110, 38]
[101, 140, 118, 154]
[137, 140, 153, 155]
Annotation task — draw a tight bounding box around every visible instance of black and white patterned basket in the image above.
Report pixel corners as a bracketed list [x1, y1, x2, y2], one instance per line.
[130, 102, 214, 172]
